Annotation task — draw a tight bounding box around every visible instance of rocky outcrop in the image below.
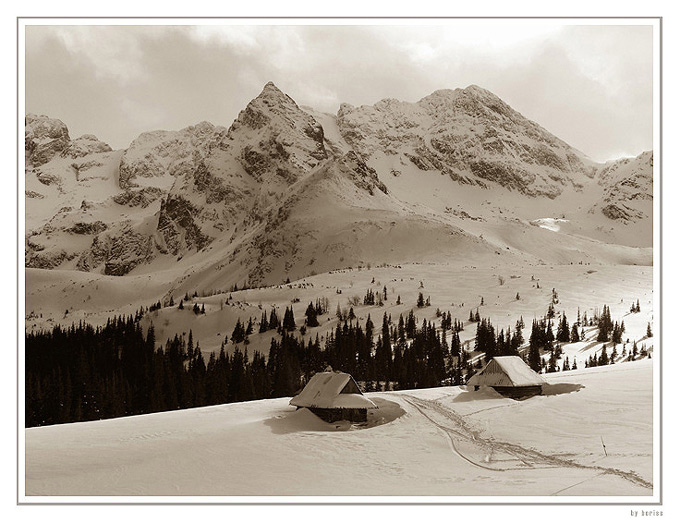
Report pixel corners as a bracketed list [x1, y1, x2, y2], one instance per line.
[67, 221, 108, 235]
[337, 85, 594, 198]
[594, 151, 652, 223]
[61, 134, 112, 159]
[75, 227, 155, 275]
[157, 195, 212, 255]
[25, 114, 71, 167]
[112, 187, 165, 208]
[26, 248, 76, 269]
[118, 122, 228, 189]
[104, 229, 155, 276]
[340, 151, 388, 195]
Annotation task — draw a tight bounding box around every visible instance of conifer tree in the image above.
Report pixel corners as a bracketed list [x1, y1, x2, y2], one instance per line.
[556, 313, 570, 343]
[570, 322, 580, 342]
[305, 302, 319, 327]
[283, 306, 297, 331]
[259, 311, 269, 333]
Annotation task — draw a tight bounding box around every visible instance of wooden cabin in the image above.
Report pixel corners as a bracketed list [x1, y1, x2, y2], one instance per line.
[467, 356, 545, 400]
[290, 370, 377, 423]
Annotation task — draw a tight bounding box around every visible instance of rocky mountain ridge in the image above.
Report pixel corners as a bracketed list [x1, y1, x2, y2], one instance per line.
[25, 82, 653, 287]
[26, 114, 112, 167]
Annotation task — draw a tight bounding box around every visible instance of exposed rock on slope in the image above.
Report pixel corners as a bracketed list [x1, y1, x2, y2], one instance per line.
[26, 114, 112, 167]
[25, 114, 71, 167]
[62, 134, 112, 159]
[118, 121, 228, 190]
[593, 151, 653, 223]
[337, 85, 597, 198]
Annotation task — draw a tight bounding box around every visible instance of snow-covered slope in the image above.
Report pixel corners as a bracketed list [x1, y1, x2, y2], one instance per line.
[24, 358, 653, 497]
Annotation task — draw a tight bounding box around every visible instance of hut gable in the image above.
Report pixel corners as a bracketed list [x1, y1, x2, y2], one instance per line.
[290, 371, 377, 410]
[467, 356, 545, 388]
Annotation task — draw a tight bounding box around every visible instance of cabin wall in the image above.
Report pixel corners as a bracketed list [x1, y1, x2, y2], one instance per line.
[491, 385, 542, 400]
[309, 408, 368, 423]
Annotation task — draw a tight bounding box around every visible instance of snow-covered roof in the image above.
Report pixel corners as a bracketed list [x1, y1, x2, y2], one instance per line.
[290, 371, 377, 410]
[467, 356, 545, 387]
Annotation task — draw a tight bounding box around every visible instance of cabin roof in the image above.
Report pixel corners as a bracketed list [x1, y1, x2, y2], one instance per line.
[467, 356, 546, 388]
[290, 371, 377, 409]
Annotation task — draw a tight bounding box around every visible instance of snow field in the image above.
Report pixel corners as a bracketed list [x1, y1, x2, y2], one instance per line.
[24, 359, 652, 497]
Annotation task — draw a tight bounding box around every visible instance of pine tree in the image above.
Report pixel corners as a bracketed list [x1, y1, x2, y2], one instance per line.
[283, 306, 297, 331]
[647, 322, 653, 338]
[231, 319, 245, 344]
[259, 311, 269, 333]
[305, 302, 319, 327]
[556, 313, 570, 343]
[269, 308, 280, 330]
[570, 322, 580, 342]
[547, 303, 555, 319]
[597, 305, 613, 342]
[528, 319, 542, 372]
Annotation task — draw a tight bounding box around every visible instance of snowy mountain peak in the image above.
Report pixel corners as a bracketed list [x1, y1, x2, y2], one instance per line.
[227, 81, 328, 180]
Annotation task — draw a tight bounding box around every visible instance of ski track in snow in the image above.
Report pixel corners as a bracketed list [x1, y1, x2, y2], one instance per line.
[399, 394, 652, 492]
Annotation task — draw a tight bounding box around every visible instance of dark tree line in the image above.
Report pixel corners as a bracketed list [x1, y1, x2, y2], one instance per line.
[25, 316, 311, 428]
[26, 307, 478, 427]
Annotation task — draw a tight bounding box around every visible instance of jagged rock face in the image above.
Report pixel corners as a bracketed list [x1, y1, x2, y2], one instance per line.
[103, 228, 155, 276]
[62, 134, 112, 159]
[338, 151, 388, 196]
[26, 248, 76, 269]
[594, 151, 653, 223]
[230, 82, 328, 182]
[25, 114, 71, 167]
[156, 195, 212, 256]
[112, 187, 165, 208]
[118, 122, 228, 189]
[67, 221, 108, 235]
[337, 85, 595, 198]
[74, 227, 155, 275]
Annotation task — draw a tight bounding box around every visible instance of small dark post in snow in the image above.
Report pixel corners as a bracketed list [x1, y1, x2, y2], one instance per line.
[601, 436, 607, 457]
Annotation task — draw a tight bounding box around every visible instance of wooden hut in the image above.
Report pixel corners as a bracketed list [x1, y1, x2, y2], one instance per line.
[290, 370, 377, 422]
[467, 356, 545, 399]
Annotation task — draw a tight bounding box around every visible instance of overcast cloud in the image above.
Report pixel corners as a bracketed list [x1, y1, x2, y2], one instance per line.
[25, 22, 653, 162]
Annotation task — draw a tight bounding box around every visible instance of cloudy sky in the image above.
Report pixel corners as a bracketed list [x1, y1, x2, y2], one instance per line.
[24, 21, 654, 162]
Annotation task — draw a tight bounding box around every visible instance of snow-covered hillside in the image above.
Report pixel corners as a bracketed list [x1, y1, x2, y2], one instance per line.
[24, 358, 653, 497]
